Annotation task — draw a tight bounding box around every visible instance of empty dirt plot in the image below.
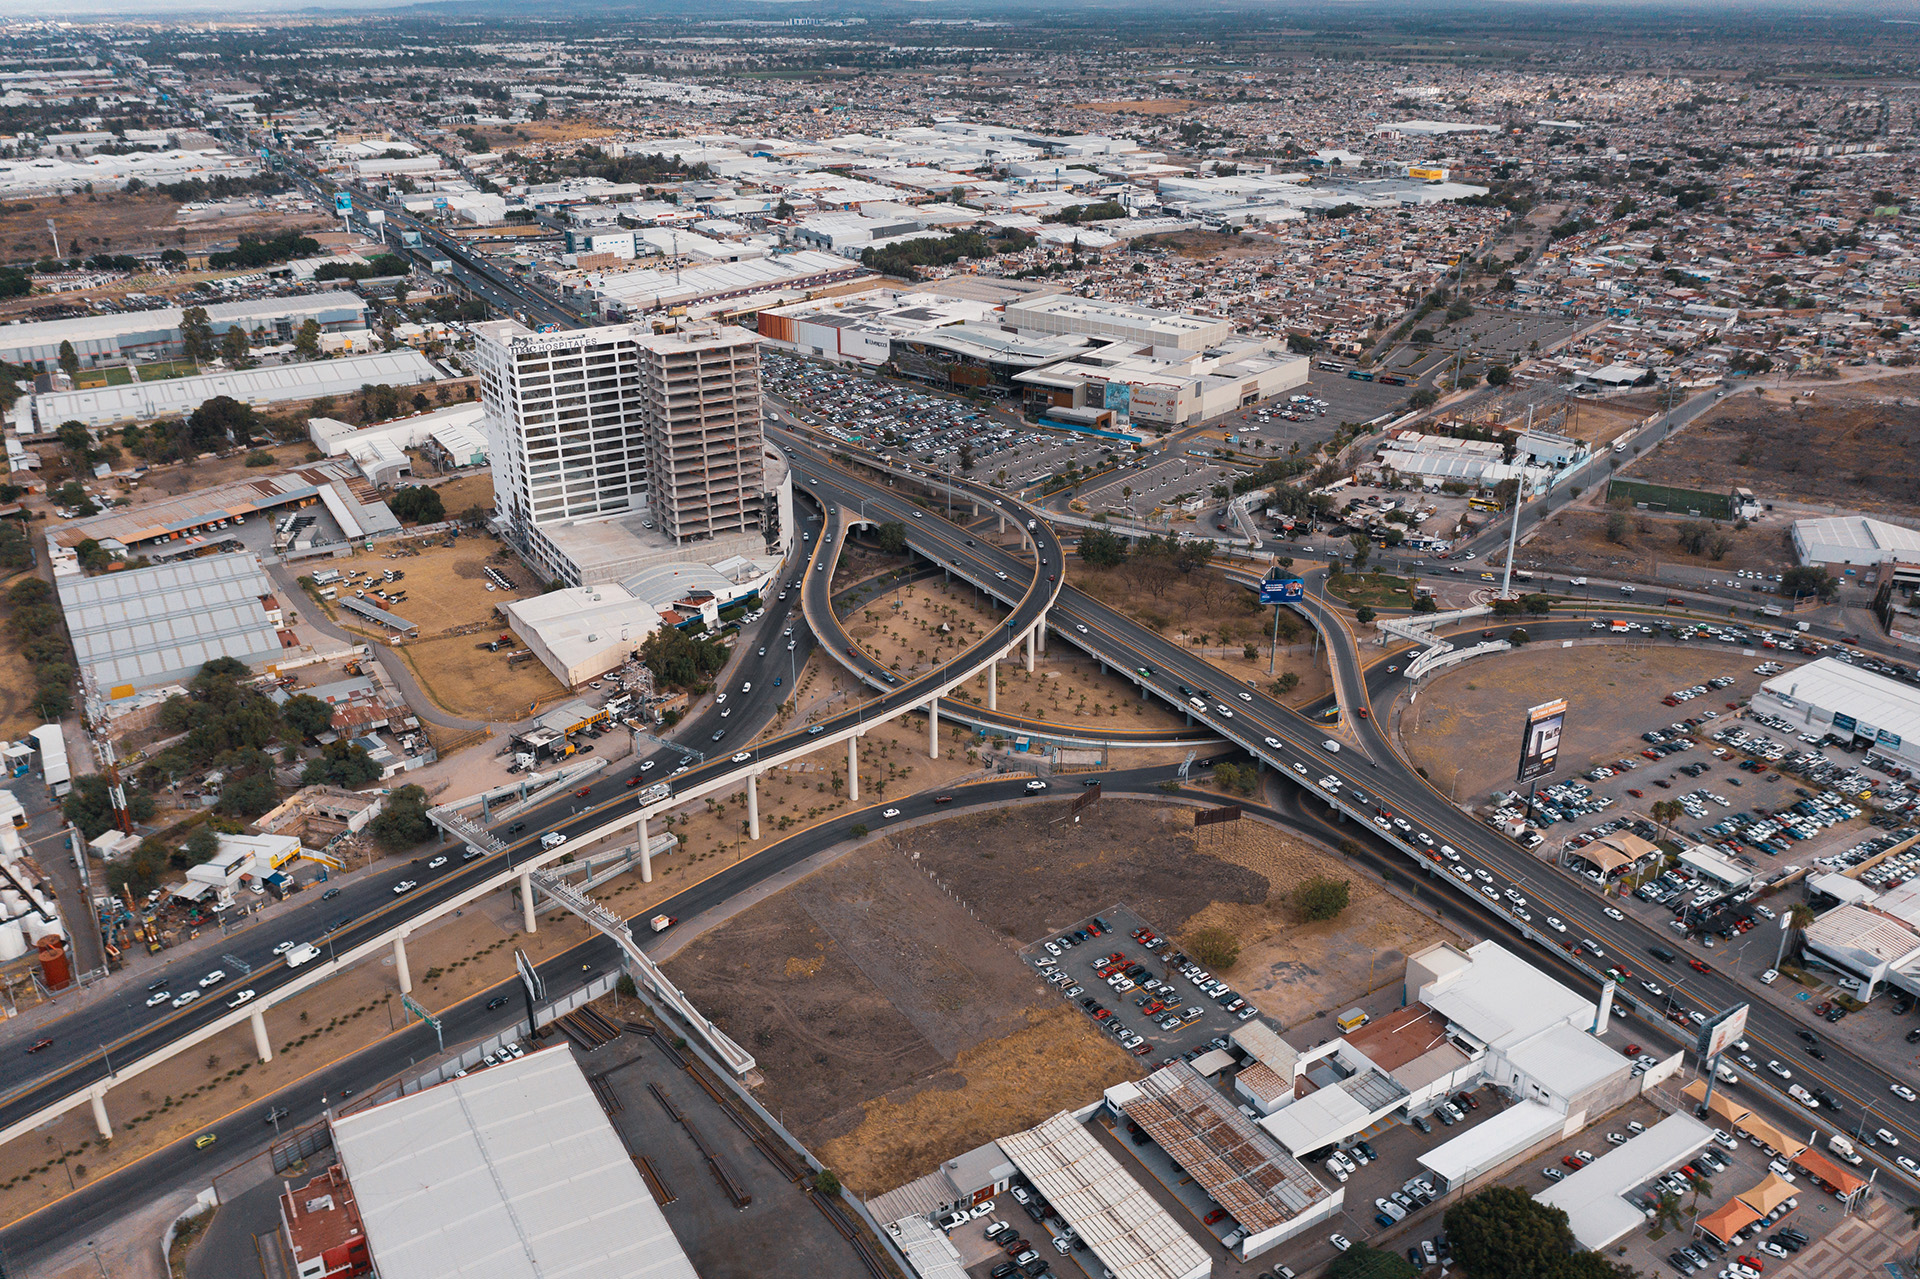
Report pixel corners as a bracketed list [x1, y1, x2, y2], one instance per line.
[1400, 642, 1803, 806]
[1624, 378, 1920, 515]
[1515, 505, 1797, 578]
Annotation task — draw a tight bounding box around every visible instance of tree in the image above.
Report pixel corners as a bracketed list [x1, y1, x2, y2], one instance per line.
[1408, 387, 1439, 410]
[302, 741, 382, 788]
[957, 442, 974, 472]
[181, 824, 221, 867]
[58, 340, 80, 380]
[179, 306, 215, 363]
[1606, 511, 1631, 544]
[874, 521, 909, 555]
[62, 774, 154, 840]
[1522, 593, 1553, 616]
[1653, 1190, 1686, 1236]
[281, 693, 335, 739]
[639, 624, 729, 688]
[293, 318, 322, 360]
[1296, 875, 1351, 921]
[1354, 605, 1377, 624]
[1780, 565, 1836, 601]
[369, 784, 437, 850]
[1492, 596, 1522, 618]
[1507, 627, 1530, 645]
[217, 772, 278, 818]
[1079, 527, 1127, 569]
[1328, 1242, 1416, 1279]
[1412, 594, 1438, 614]
[187, 394, 258, 449]
[389, 485, 445, 525]
[1706, 533, 1733, 561]
[1446, 1186, 1578, 1279]
[1348, 532, 1372, 571]
[1186, 926, 1239, 970]
[220, 324, 249, 365]
[1485, 365, 1512, 387]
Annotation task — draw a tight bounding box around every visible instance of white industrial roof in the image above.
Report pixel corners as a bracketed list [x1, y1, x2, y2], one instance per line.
[1503, 1023, 1634, 1100]
[1535, 1113, 1714, 1249]
[0, 290, 363, 356]
[1680, 846, 1755, 889]
[1762, 657, 1920, 750]
[997, 1111, 1209, 1279]
[1259, 1081, 1371, 1155]
[30, 350, 440, 427]
[506, 586, 663, 669]
[1793, 516, 1920, 564]
[57, 551, 284, 691]
[332, 1046, 696, 1279]
[1417, 1100, 1565, 1185]
[1419, 940, 1594, 1053]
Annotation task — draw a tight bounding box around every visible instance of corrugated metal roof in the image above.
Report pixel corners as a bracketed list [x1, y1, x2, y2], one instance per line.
[332, 1046, 697, 1279]
[1762, 656, 1920, 751]
[998, 1111, 1208, 1279]
[58, 551, 284, 690]
[31, 350, 439, 427]
[1122, 1063, 1330, 1231]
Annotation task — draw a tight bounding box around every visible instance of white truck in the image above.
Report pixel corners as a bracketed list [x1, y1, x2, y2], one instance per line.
[648, 915, 677, 933]
[285, 942, 321, 968]
[1828, 1134, 1863, 1166]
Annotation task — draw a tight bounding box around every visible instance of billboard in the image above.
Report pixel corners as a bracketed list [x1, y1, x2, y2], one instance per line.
[513, 947, 545, 1003]
[1696, 1003, 1750, 1061]
[1260, 576, 1305, 605]
[333, 192, 353, 214]
[1102, 381, 1132, 415]
[1516, 699, 1567, 784]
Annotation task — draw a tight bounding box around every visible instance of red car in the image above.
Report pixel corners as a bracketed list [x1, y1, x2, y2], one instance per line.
[1689, 959, 1714, 974]
[626, 776, 643, 787]
[574, 787, 592, 798]
[1356, 707, 1370, 720]
[1627, 788, 1644, 798]
[26, 1038, 52, 1053]
[1203, 1208, 1228, 1225]
[1562, 1154, 1586, 1169]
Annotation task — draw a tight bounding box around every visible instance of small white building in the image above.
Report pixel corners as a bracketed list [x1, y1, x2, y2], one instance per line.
[505, 586, 664, 687]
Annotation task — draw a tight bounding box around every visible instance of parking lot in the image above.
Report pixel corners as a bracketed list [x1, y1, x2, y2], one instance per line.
[1024, 904, 1261, 1062]
[1073, 452, 1243, 525]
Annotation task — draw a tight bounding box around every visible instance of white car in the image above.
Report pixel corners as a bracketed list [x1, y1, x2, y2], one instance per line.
[1546, 916, 1567, 933]
[1767, 1060, 1791, 1080]
[882, 808, 901, 819]
[1899, 1156, 1920, 1176]
[145, 989, 173, 1007]
[198, 970, 226, 988]
[1603, 907, 1625, 921]
[226, 989, 257, 1009]
[1320, 738, 1340, 753]
[428, 855, 448, 870]
[640, 760, 656, 771]
[1291, 762, 1308, 776]
[1075, 624, 1089, 634]
[1265, 737, 1283, 749]
[272, 940, 297, 955]
[393, 880, 418, 895]
[1892, 1084, 1917, 1103]
[731, 752, 752, 763]
[1760, 969, 1779, 984]
[1330, 1235, 1351, 1252]
[171, 990, 202, 1009]
[1025, 779, 1048, 792]
[1237, 691, 1252, 702]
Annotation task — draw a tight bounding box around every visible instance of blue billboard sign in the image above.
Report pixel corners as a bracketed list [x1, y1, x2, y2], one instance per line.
[333, 192, 352, 214]
[1259, 577, 1305, 605]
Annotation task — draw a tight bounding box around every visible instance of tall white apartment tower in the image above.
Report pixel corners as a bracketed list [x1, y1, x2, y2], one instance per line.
[474, 318, 772, 585]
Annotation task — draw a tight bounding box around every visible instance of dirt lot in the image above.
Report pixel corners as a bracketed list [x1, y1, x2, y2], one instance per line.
[1513, 505, 1798, 577]
[1073, 560, 1333, 707]
[1625, 378, 1920, 515]
[664, 797, 1270, 1194]
[1173, 800, 1459, 1029]
[1399, 642, 1805, 805]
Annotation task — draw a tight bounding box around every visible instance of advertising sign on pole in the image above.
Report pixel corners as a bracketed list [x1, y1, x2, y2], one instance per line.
[1516, 699, 1568, 783]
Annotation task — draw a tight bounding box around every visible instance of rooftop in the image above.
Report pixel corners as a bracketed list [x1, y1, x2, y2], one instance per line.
[1793, 515, 1920, 561]
[57, 551, 286, 693]
[997, 1110, 1209, 1279]
[1761, 657, 1920, 748]
[331, 1045, 696, 1279]
[29, 350, 440, 428]
[1534, 1113, 1714, 1250]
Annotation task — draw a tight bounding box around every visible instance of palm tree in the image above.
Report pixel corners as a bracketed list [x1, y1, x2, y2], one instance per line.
[1655, 1191, 1686, 1235]
[1650, 800, 1680, 840]
[1780, 903, 1817, 966]
[1687, 1174, 1712, 1215]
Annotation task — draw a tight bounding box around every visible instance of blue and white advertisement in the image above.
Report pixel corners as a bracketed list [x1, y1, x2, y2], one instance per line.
[1259, 576, 1305, 605]
[1102, 381, 1131, 416]
[334, 192, 353, 214]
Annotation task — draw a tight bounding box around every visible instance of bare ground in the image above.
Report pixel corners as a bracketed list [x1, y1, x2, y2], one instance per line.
[1625, 377, 1920, 515]
[1513, 506, 1800, 577]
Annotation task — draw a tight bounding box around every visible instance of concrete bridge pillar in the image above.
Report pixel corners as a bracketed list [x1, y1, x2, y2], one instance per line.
[520, 872, 536, 933]
[1038, 609, 1049, 656]
[637, 813, 652, 883]
[987, 659, 997, 711]
[250, 1008, 273, 1064]
[1025, 625, 1036, 673]
[748, 772, 761, 841]
[394, 935, 412, 995]
[90, 1085, 111, 1140]
[848, 735, 859, 802]
[928, 699, 940, 759]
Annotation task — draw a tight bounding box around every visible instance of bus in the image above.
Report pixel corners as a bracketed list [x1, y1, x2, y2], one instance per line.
[1316, 360, 1348, 372]
[1377, 373, 1410, 387]
[1346, 369, 1375, 382]
[1468, 497, 1504, 513]
[1513, 570, 1535, 582]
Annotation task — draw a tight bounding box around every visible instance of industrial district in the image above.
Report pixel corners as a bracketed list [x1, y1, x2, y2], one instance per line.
[1, 7, 1920, 1279]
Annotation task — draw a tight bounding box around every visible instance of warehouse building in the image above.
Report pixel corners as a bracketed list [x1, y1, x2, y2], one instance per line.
[1002, 294, 1232, 351]
[1752, 656, 1920, 770]
[1106, 1062, 1339, 1260]
[1791, 516, 1920, 580]
[326, 1047, 696, 1279]
[1533, 1113, 1714, 1250]
[504, 586, 664, 687]
[997, 1110, 1211, 1279]
[24, 349, 442, 431]
[57, 552, 289, 697]
[0, 291, 367, 372]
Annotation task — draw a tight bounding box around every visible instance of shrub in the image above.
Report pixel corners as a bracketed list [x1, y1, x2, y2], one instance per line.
[1187, 926, 1240, 970]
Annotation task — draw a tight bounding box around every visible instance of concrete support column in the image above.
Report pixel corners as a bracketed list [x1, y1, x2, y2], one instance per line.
[1038, 609, 1049, 656]
[748, 772, 761, 841]
[520, 871, 536, 933]
[987, 660, 997, 711]
[250, 1008, 273, 1064]
[848, 736, 860, 802]
[89, 1085, 111, 1140]
[998, 512, 1006, 533]
[1025, 625, 1036, 673]
[637, 813, 652, 883]
[928, 700, 940, 760]
[394, 935, 412, 995]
